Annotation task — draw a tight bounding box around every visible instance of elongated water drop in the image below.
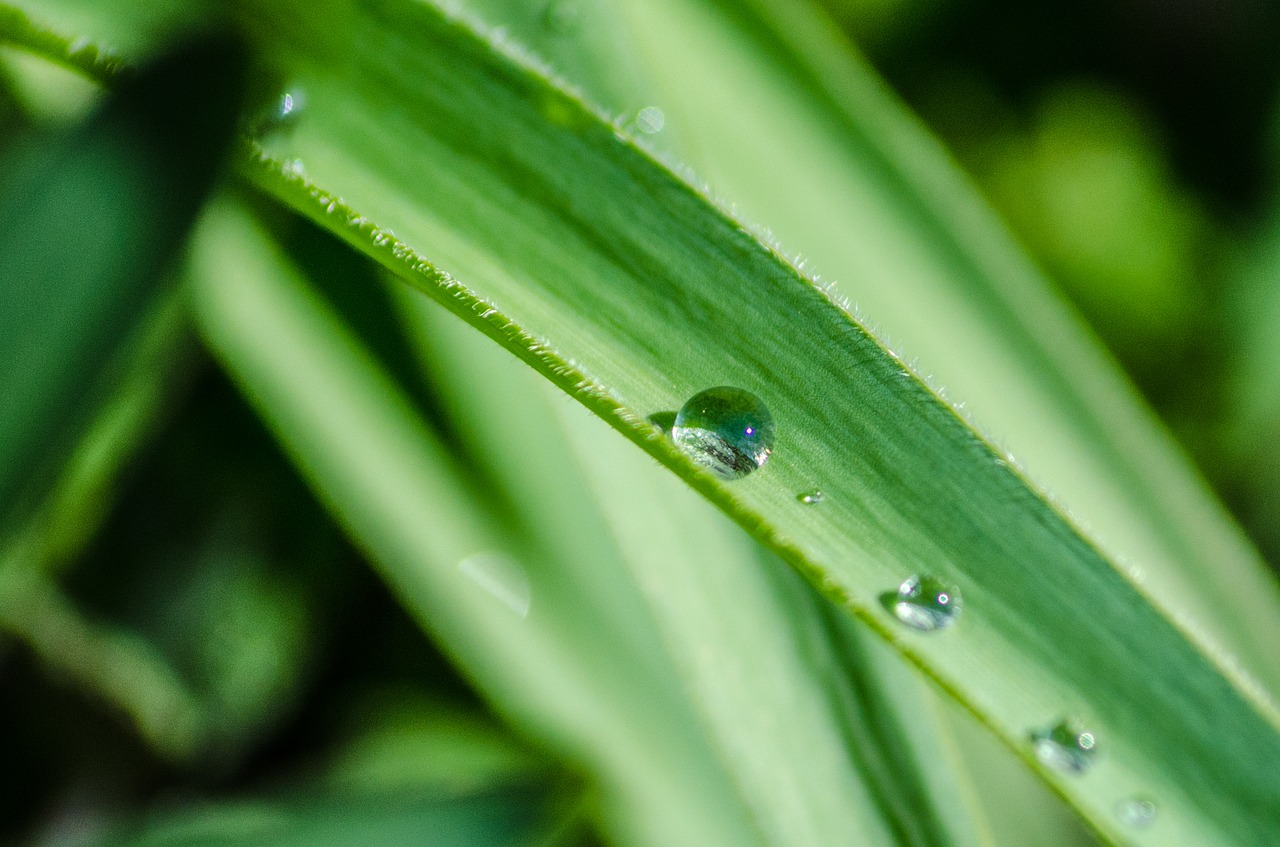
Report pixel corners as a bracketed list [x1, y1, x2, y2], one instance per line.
[1115, 797, 1157, 828]
[891, 574, 961, 631]
[672, 386, 774, 480]
[1031, 720, 1098, 773]
[797, 489, 824, 505]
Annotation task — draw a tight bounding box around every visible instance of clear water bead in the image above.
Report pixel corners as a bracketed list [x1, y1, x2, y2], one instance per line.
[1031, 720, 1098, 773]
[1115, 797, 1157, 828]
[250, 88, 305, 139]
[797, 489, 824, 505]
[635, 105, 665, 134]
[892, 574, 962, 631]
[672, 386, 775, 480]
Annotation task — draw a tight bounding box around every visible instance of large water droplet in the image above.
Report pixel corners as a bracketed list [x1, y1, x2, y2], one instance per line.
[672, 386, 775, 480]
[635, 105, 665, 134]
[459, 552, 531, 618]
[891, 574, 962, 631]
[797, 489, 824, 505]
[1031, 720, 1098, 773]
[1115, 797, 1157, 828]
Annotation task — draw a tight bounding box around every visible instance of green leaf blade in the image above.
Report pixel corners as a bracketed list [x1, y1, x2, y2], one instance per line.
[0, 32, 245, 524]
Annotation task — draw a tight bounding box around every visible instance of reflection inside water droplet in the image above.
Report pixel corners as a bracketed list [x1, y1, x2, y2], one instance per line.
[672, 386, 775, 480]
[1031, 720, 1098, 773]
[889, 574, 961, 631]
[797, 489, 824, 505]
[635, 105, 665, 134]
[1115, 797, 1157, 828]
[459, 552, 531, 618]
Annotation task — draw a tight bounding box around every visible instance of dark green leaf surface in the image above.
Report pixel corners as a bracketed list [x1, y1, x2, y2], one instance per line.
[96, 790, 565, 847]
[0, 33, 244, 526]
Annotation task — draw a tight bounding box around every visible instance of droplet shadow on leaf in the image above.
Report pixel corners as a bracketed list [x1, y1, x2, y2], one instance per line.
[648, 410, 676, 435]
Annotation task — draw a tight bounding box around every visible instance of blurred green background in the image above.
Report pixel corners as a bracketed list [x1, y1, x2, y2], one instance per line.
[2, 0, 1279, 843]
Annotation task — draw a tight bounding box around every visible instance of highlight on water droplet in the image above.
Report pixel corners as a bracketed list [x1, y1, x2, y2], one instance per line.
[672, 386, 775, 480]
[890, 574, 961, 631]
[459, 552, 531, 618]
[1115, 797, 1157, 828]
[542, 0, 580, 33]
[250, 87, 305, 139]
[797, 489, 824, 505]
[1031, 719, 1098, 773]
[635, 105, 665, 134]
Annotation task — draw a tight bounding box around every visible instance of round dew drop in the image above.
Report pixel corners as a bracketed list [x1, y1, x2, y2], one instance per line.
[672, 386, 775, 480]
[635, 105, 665, 134]
[892, 574, 962, 631]
[797, 489, 824, 505]
[250, 88, 305, 139]
[1031, 720, 1098, 773]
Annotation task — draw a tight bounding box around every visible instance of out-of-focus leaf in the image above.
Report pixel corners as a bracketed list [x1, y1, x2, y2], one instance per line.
[324, 695, 548, 796]
[0, 33, 245, 528]
[96, 789, 571, 847]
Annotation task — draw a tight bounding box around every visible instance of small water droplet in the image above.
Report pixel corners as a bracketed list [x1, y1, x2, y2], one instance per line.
[635, 105, 665, 134]
[250, 88, 305, 139]
[1115, 797, 1157, 828]
[1031, 720, 1098, 773]
[459, 552, 531, 618]
[890, 575, 962, 631]
[542, 0, 580, 33]
[672, 386, 775, 480]
[797, 489, 824, 505]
